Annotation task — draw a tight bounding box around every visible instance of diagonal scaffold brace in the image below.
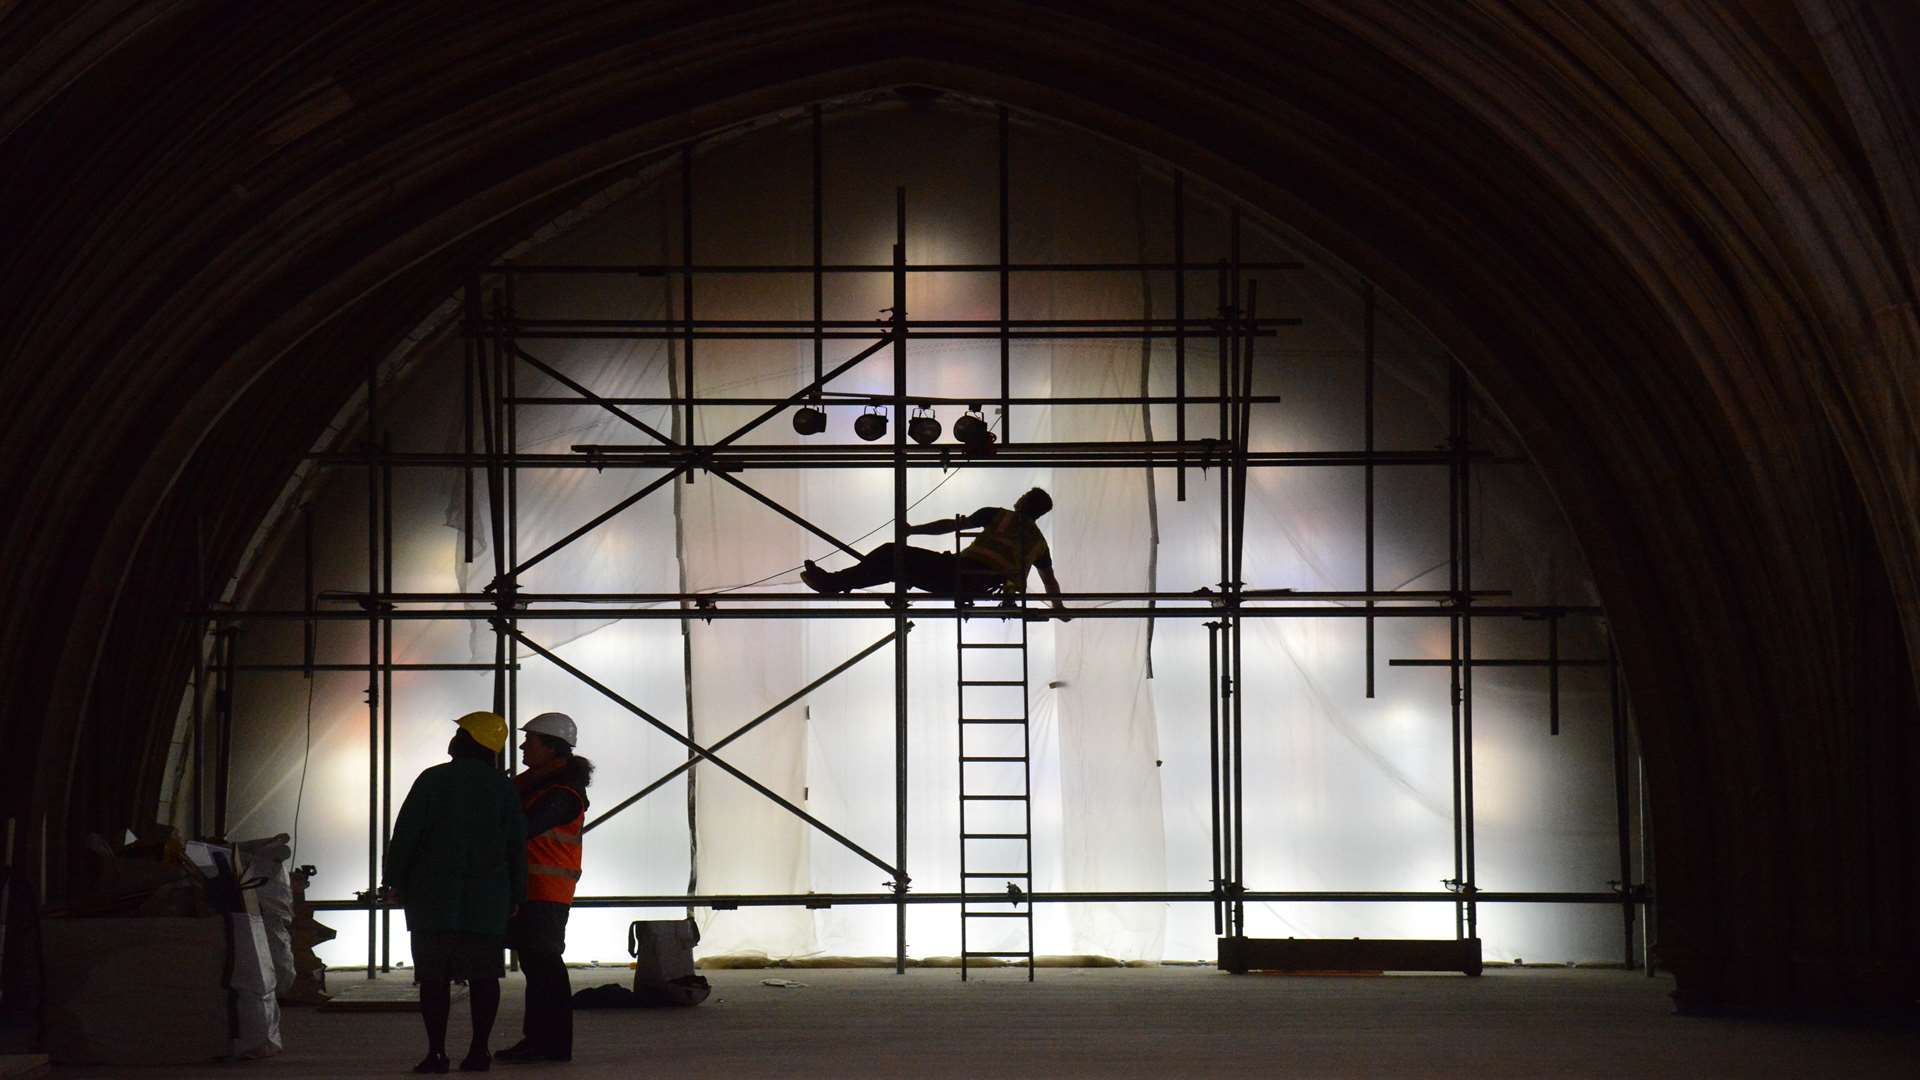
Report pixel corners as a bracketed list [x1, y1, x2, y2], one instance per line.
[494, 618, 903, 880]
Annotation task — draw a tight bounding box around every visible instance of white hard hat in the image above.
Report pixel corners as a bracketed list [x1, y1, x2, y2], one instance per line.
[523, 711, 578, 747]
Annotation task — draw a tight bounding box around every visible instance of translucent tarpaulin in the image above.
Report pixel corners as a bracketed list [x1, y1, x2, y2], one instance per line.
[211, 97, 1631, 969]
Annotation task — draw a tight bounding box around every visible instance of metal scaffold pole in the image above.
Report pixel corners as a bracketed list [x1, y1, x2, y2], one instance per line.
[892, 187, 910, 973]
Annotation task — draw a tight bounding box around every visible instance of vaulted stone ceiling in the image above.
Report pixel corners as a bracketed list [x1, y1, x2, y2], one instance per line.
[2, 1, 1915, 1011]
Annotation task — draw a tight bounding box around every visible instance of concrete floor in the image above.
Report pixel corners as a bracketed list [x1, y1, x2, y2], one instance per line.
[53, 966, 1920, 1078]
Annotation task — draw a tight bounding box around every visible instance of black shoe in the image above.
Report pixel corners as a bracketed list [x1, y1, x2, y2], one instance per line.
[414, 1051, 450, 1074]
[494, 1041, 536, 1063]
[459, 1049, 492, 1072]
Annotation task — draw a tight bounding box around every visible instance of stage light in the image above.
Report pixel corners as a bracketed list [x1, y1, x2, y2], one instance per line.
[792, 404, 827, 436]
[953, 405, 994, 449]
[854, 406, 889, 441]
[907, 405, 942, 445]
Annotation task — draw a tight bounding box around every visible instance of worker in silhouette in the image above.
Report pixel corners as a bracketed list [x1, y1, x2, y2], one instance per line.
[497, 712, 594, 1065]
[383, 711, 526, 1075]
[800, 487, 1069, 617]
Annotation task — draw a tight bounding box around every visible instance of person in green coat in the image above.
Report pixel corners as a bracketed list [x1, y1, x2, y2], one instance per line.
[383, 711, 528, 1074]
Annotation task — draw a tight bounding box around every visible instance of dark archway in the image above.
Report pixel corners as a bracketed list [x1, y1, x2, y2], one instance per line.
[2, 1, 1916, 1010]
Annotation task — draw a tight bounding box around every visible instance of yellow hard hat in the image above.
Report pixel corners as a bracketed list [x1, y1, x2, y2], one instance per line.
[454, 711, 509, 753]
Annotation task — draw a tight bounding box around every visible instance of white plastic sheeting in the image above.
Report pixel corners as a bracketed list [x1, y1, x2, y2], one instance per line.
[217, 98, 1629, 968]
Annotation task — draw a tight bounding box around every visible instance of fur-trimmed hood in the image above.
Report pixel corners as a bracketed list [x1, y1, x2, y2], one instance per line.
[514, 754, 594, 810]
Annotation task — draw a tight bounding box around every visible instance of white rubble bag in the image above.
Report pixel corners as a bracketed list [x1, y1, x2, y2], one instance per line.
[234, 834, 296, 995]
[226, 911, 284, 1059]
[43, 913, 284, 1064]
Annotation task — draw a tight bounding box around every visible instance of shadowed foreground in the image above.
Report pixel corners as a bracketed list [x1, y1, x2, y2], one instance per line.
[50, 966, 1920, 1078]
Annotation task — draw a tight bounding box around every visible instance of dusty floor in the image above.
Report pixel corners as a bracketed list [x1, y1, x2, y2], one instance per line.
[53, 966, 1920, 1078]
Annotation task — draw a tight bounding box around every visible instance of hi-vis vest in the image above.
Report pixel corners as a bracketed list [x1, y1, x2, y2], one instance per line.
[521, 782, 584, 904]
[959, 510, 1049, 593]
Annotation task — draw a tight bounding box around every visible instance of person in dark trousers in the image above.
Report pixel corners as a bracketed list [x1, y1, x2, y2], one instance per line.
[384, 711, 527, 1074]
[496, 711, 593, 1065]
[800, 486, 1071, 617]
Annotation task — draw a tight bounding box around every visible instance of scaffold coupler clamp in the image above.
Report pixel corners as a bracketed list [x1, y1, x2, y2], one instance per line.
[886, 877, 910, 896]
[484, 574, 522, 608]
[1006, 881, 1025, 908]
[693, 597, 716, 624]
[1442, 878, 1476, 897]
[1608, 880, 1651, 903]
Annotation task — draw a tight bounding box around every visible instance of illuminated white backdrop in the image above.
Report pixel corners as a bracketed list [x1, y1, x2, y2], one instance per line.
[210, 97, 1632, 968]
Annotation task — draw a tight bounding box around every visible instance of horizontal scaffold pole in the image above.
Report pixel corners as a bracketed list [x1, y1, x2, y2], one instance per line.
[495, 329, 1289, 341]
[510, 394, 1284, 407]
[482, 260, 1307, 275]
[490, 317, 1299, 330]
[305, 447, 1520, 470]
[196, 603, 1602, 622]
[308, 888, 1645, 911]
[318, 589, 1515, 604]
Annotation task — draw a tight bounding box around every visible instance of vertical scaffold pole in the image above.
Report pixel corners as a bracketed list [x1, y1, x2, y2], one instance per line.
[892, 186, 910, 973]
[681, 145, 696, 478]
[1448, 361, 1464, 940]
[1639, 707, 1656, 976]
[1548, 612, 1561, 736]
[1460, 368, 1478, 940]
[365, 353, 380, 979]
[381, 433, 394, 971]
[812, 106, 824, 388]
[1609, 635, 1634, 965]
[463, 284, 476, 565]
[1174, 171, 1186, 501]
[1364, 282, 1376, 698]
[998, 107, 1011, 444]
[1214, 251, 1234, 937]
[1207, 620, 1222, 935]
[1231, 276, 1252, 939]
[505, 274, 520, 778]
[476, 297, 506, 716]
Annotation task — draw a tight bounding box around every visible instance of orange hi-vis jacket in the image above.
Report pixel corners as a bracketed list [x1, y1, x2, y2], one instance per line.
[520, 780, 584, 905]
[959, 509, 1051, 593]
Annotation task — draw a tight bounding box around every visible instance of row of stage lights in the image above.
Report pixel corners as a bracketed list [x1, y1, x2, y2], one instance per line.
[793, 403, 996, 447]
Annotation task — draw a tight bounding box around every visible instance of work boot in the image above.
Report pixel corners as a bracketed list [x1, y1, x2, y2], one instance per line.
[799, 560, 834, 593]
[413, 1051, 450, 1074]
[493, 1040, 537, 1063]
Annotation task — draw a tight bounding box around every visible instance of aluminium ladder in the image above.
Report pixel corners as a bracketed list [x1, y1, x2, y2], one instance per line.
[954, 528, 1036, 980]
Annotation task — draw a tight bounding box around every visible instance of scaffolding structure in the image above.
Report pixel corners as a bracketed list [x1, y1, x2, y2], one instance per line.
[185, 106, 1652, 979]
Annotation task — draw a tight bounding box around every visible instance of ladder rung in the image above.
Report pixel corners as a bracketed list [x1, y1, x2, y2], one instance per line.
[963, 871, 1031, 877]
[960, 718, 1026, 725]
[961, 755, 1026, 763]
[959, 643, 1024, 649]
[960, 679, 1025, 686]
[962, 832, 1029, 839]
[962, 911, 1029, 919]
[964, 951, 1032, 958]
[961, 794, 1026, 801]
